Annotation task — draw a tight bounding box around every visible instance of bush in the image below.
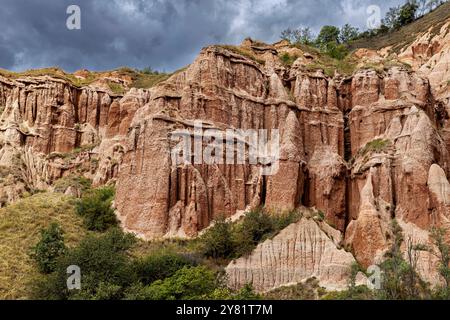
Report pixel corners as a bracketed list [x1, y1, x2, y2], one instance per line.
[233, 209, 301, 257]
[126, 266, 218, 300]
[31, 228, 136, 300]
[316, 25, 341, 48]
[324, 42, 349, 60]
[280, 53, 299, 66]
[201, 209, 301, 260]
[201, 217, 235, 259]
[30, 223, 67, 274]
[377, 220, 430, 300]
[53, 175, 92, 194]
[133, 252, 196, 285]
[206, 284, 261, 300]
[75, 186, 117, 231]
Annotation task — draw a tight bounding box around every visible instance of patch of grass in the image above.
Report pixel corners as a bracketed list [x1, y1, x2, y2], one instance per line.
[0, 193, 85, 299]
[107, 82, 125, 95]
[46, 143, 97, 163]
[218, 45, 266, 65]
[264, 278, 325, 300]
[0, 66, 171, 91]
[112, 67, 171, 89]
[303, 53, 357, 77]
[321, 285, 376, 300]
[53, 175, 92, 194]
[359, 139, 391, 157]
[279, 52, 299, 66]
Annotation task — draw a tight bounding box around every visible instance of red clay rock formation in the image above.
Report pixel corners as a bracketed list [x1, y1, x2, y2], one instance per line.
[0, 12, 450, 291]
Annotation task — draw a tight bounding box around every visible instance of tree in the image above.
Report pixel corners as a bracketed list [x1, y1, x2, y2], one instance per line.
[133, 252, 195, 285]
[280, 27, 314, 45]
[339, 24, 359, 43]
[31, 228, 136, 300]
[316, 25, 341, 47]
[76, 186, 117, 231]
[132, 266, 218, 300]
[397, 1, 419, 26]
[383, 6, 401, 29]
[378, 220, 429, 299]
[430, 227, 450, 294]
[200, 216, 235, 259]
[30, 223, 67, 274]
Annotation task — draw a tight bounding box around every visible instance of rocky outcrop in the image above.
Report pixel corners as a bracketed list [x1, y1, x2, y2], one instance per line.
[1, 13, 450, 291]
[226, 214, 362, 292]
[0, 75, 150, 199]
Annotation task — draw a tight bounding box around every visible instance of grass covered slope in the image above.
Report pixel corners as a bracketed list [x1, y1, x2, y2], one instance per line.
[0, 193, 85, 299]
[0, 67, 171, 90]
[351, 2, 450, 52]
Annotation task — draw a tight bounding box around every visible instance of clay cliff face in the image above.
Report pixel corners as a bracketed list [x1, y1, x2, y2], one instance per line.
[1, 11, 450, 292]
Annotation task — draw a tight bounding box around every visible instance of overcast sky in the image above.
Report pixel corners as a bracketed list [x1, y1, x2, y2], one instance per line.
[0, 0, 405, 73]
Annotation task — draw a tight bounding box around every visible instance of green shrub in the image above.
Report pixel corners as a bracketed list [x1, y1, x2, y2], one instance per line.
[200, 217, 235, 259]
[280, 53, 299, 66]
[30, 223, 67, 274]
[75, 186, 117, 231]
[359, 139, 391, 156]
[321, 285, 376, 300]
[430, 227, 450, 298]
[31, 228, 136, 300]
[126, 266, 218, 300]
[233, 209, 301, 257]
[324, 42, 349, 60]
[206, 284, 261, 300]
[265, 278, 321, 300]
[53, 175, 92, 194]
[377, 220, 430, 300]
[108, 82, 125, 95]
[133, 252, 195, 285]
[200, 209, 301, 260]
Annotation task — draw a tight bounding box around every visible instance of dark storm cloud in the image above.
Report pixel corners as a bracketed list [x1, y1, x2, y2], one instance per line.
[0, 0, 404, 72]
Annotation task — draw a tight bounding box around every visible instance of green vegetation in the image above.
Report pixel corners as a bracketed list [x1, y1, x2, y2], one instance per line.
[133, 252, 196, 285]
[30, 223, 67, 274]
[46, 143, 98, 164]
[430, 227, 450, 298]
[0, 66, 172, 91]
[31, 227, 260, 300]
[264, 278, 325, 300]
[31, 228, 137, 300]
[0, 193, 85, 299]
[201, 209, 301, 260]
[323, 220, 450, 300]
[377, 220, 430, 299]
[280, 52, 299, 66]
[53, 175, 92, 194]
[280, 27, 314, 45]
[107, 81, 126, 95]
[280, 0, 449, 64]
[113, 67, 171, 89]
[75, 186, 117, 231]
[351, 1, 450, 52]
[359, 139, 392, 156]
[218, 45, 266, 65]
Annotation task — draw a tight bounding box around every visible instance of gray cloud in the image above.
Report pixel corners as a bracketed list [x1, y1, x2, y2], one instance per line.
[0, 0, 404, 72]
